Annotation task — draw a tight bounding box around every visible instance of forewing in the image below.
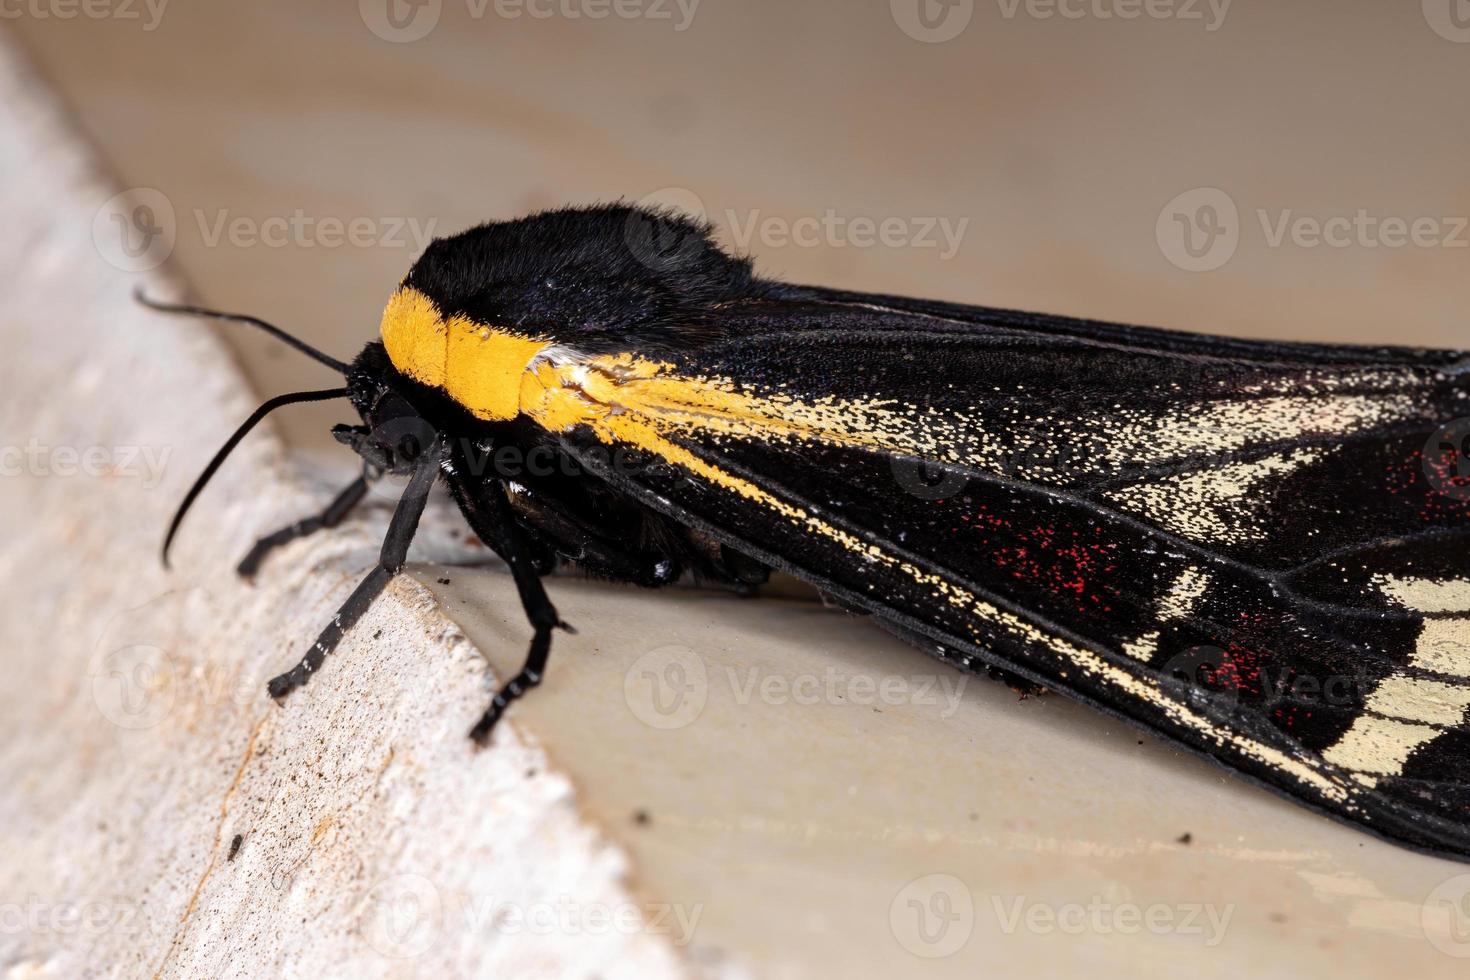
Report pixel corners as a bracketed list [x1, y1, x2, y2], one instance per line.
[553, 294, 1470, 859]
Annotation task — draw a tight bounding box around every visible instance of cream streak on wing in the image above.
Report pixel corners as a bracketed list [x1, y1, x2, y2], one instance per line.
[1104, 448, 1327, 546]
[1321, 576, 1470, 777]
[523, 354, 1422, 493]
[520, 356, 1354, 805]
[1120, 566, 1213, 660]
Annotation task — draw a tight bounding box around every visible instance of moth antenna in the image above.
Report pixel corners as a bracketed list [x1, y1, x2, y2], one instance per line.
[134, 286, 351, 374]
[162, 387, 350, 568]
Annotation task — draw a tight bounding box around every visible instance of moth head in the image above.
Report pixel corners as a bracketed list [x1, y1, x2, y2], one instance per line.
[335, 352, 443, 475]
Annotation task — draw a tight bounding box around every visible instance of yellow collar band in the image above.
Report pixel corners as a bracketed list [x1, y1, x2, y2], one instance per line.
[380, 286, 551, 421]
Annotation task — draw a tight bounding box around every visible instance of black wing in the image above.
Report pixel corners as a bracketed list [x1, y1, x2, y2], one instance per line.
[545, 288, 1470, 860]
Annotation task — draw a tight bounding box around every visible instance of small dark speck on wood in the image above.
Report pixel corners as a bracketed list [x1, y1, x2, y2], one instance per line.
[1176, 832, 1192, 845]
[228, 833, 243, 861]
[633, 809, 652, 827]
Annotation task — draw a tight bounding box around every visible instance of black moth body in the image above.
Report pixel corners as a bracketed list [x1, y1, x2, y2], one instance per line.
[149, 204, 1470, 861]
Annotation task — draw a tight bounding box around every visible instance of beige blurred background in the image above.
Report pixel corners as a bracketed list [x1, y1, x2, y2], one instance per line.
[10, 4, 1470, 977]
[14, 1, 1470, 450]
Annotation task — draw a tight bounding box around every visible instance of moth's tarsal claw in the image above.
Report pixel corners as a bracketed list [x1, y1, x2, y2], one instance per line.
[469, 702, 504, 745]
[236, 542, 272, 582]
[266, 671, 298, 700]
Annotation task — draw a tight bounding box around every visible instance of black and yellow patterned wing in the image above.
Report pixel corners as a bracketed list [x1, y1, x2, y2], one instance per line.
[534, 288, 1470, 859]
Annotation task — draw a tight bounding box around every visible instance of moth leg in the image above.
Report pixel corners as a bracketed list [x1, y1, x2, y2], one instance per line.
[237, 473, 370, 579]
[266, 439, 442, 700]
[505, 490, 680, 586]
[452, 477, 569, 745]
[711, 544, 771, 595]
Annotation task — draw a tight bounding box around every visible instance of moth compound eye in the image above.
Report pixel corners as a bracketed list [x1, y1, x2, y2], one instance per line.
[365, 392, 437, 471]
[368, 391, 417, 427]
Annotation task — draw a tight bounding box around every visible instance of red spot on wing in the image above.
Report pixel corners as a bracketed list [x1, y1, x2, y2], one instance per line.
[960, 504, 1121, 615]
[1213, 637, 1267, 699]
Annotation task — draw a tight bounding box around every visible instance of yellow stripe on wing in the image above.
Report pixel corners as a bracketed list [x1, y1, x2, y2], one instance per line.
[373, 307, 1409, 806]
[518, 352, 1355, 806]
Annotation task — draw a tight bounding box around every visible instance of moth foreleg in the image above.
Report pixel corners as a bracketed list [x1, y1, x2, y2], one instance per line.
[237, 473, 370, 579]
[266, 439, 441, 700]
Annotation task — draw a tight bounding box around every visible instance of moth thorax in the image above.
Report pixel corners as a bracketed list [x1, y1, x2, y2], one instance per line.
[379, 286, 550, 421]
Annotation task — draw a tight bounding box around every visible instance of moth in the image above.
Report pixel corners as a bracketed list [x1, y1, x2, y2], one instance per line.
[143, 204, 1470, 861]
